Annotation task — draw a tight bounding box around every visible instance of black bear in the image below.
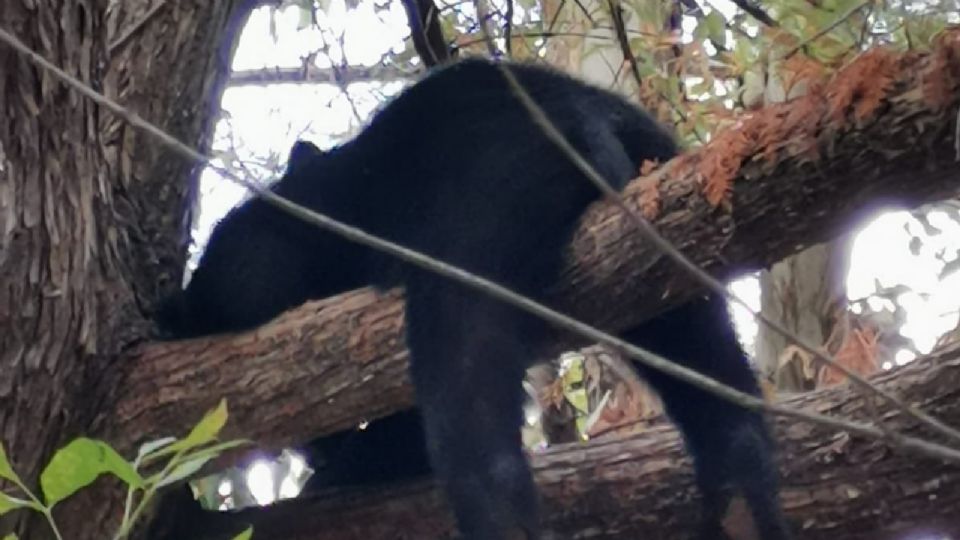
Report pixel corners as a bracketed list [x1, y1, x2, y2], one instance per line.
[157, 58, 789, 539]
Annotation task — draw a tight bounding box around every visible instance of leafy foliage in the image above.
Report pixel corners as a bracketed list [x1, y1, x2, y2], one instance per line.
[258, 0, 956, 146]
[0, 399, 249, 540]
[40, 439, 142, 507]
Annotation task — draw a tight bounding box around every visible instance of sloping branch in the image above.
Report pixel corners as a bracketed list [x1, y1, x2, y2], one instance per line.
[153, 346, 960, 539]
[228, 64, 412, 87]
[109, 33, 960, 454]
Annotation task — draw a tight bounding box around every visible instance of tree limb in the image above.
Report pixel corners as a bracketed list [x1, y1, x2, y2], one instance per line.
[152, 345, 960, 539]
[228, 64, 412, 87]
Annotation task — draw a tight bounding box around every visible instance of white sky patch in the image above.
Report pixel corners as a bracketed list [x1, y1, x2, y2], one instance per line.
[728, 275, 761, 354]
[246, 460, 276, 506]
[233, 3, 409, 70]
[848, 210, 960, 355]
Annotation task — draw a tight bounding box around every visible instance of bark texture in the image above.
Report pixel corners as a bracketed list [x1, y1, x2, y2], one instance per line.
[151, 345, 960, 540]
[0, 1, 255, 538]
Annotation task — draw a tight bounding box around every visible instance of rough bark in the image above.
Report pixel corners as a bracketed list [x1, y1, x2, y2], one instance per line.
[114, 32, 960, 452]
[118, 289, 414, 453]
[0, 1, 255, 538]
[152, 345, 960, 540]
[0, 4, 118, 537]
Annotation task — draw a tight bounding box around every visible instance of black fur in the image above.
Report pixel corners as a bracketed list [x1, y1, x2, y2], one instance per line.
[157, 58, 788, 539]
[305, 409, 431, 490]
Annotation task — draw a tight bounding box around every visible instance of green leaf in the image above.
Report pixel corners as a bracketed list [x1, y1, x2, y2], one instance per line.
[705, 11, 727, 48]
[179, 440, 250, 464]
[3, 533, 20, 540]
[0, 444, 20, 484]
[146, 437, 248, 468]
[135, 436, 177, 466]
[156, 455, 214, 488]
[732, 36, 758, 68]
[40, 438, 143, 507]
[567, 387, 589, 414]
[147, 439, 249, 486]
[173, 399, 229, 453]
[693, 18, 709, 41]
[232, 527, 254, 540]
[0, 492, 32, 515]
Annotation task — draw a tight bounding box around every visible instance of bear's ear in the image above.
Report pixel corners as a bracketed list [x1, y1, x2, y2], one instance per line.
[286, 140, 324, 174]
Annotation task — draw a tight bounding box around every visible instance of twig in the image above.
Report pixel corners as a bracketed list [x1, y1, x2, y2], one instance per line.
[504, 0, 514, 56]
[726, 0, 778, 28]
[600, 1, 707, 144]
[401, 0, 450, 67]
[473, 0, 501, 57]
[454, 29, 656, 51]
[545, 0, 566, 35]
[569, 0, 596, 25]
[606, 0, 642, 90]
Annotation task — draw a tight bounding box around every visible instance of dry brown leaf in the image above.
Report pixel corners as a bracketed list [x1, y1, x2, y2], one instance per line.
[826, 48, 900, 123]
[698, 123, 754, 206]
[634, 173, 661, 220]
[922, 31, 960, 109]
[817, 321, 880, 388]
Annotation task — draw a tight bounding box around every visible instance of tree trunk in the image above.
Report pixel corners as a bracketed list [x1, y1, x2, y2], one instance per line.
[755, 238, 851, 391]
[0, 2, 255, 538]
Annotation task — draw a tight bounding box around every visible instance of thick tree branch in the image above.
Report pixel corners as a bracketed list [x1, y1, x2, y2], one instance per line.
[112, 289, 414, 451]
[111, 34, 960, 453]
[154, 346, 960, 539]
